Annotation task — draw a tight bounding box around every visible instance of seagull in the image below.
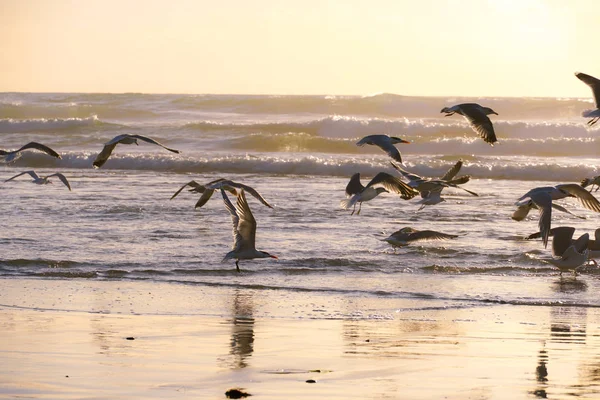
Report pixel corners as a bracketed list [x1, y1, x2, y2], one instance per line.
[581, 175, 600, 192]
[390, 162, 478, 210]
[382, 227, 458, 252]
[514, 184, 600, 248]
[440, 103, 498, 145]
[0, 142, 61, 163]
[528, 227, 600, 260]
[221, 189, 277, 272]
[541, 229, 591, 276]
[171, 178, 273, 209]
[356, 134, 410, 163]
[574, 72, 600, 126]
[5, 170, 71, 190]
[439, 159, 470, 185]
[93, 134, 181, 168]
[340, 172, 418, 215]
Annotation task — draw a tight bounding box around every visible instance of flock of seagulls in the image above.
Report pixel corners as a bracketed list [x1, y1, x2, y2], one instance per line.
[3, 71, 600, 274]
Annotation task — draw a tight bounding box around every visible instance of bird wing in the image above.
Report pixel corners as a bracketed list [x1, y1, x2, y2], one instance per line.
[556, 183, 600, 212]
[445, 175, 471, 186]
[46, 173, 72, 191]
[17, 142, 62, 159]
[170, 180, 205, 200]
[389, 162, 423, 182]
[572, 233, 590, 254]
[355, 135, 375, 146]
[345, 173, 365, 196]
[221, 189, 244, 252]
[435, 180, 479, 197]
[131, 135, 181, 154]
[407, 229, 458, 242]
[233, 190, 257, 252]
[367, 172, 418, 200]
[195, 189, 216, 208]
[92, 143, 119, 168]
[530, 191, 553, 248]
[550, 227, 577, 257]
[463, 110, 497, 145]
[455, 104, 497, 144]
[217, 180, 274, 208]
[526, 227, 569, 240]
[440, 160, 463, 181]
[575, 72, 600, 108]
[550, 203, 586, 219]
[5, 170, 39, 182]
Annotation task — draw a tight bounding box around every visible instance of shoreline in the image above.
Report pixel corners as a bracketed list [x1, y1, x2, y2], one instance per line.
[2, 278, 600, 399]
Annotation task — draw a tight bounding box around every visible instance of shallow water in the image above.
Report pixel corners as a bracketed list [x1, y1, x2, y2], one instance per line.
[1, 92, 600, 311]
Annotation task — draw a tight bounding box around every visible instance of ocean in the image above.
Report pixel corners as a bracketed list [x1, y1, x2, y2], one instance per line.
[1, 92, 600, 317]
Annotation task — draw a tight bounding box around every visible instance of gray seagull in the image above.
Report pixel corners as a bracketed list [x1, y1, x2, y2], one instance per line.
[93, 134, 180, 168]
[440, 103, 499, 145]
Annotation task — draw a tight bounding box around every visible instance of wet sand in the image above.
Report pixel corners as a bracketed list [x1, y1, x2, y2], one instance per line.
[1, 278, 600, 399]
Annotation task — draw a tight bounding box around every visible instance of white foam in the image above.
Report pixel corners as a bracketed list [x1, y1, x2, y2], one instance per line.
[0, 116, 98, 133]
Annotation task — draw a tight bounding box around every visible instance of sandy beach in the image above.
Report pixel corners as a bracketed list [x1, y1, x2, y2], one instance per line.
[1, 278, 599, 399]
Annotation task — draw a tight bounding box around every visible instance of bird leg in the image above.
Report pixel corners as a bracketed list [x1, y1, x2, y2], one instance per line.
[350, 204, 356, 216]
[235, 260, 241, 273]
[356, 202, 362, 215]
[588, 117, 600, 126]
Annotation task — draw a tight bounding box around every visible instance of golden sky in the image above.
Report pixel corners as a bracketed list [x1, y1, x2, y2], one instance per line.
[1, 0, 600, 96]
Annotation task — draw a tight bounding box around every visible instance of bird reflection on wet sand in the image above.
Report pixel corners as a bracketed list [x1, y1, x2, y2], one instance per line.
[219, 289, 255, 369]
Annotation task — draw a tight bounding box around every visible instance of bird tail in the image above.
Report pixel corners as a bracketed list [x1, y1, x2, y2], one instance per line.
[339, 197, 357, 210]
[582, 109, 600, 118]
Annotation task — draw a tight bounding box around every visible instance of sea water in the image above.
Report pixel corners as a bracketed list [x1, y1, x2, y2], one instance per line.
[1, 92, 600, 314]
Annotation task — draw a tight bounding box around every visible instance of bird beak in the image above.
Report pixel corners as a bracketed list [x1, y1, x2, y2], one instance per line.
[492, 111, 499, 115]
[400, 139, 410, 144]
[270, 255, 278, 259]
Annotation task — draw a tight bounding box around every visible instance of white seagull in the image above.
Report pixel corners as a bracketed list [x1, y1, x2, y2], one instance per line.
[93, 134, 181, 168]
[5, 170, 71, 191]
[221, 189, 277, 272]
[356, 134, 410, 163]
[440, 103, 498, 145]
[0, 142, 61, 163]
[382, 227, 458, 252]
[574, 72, 600, 126]
[514, 184, 600, 248]
[171, 178, 273, 209]
[340, 172, 418, 215]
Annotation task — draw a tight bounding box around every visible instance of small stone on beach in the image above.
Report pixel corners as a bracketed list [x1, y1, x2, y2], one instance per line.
[225, 388, 251, 398]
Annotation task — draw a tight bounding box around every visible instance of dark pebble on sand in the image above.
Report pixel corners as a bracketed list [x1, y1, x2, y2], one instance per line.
[306, 379, 316, 383]
[125, 337, 135, 340]
[225, 388, 251, 398]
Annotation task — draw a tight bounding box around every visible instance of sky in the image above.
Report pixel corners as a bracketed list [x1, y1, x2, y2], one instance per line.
[1, 0, 600, 97]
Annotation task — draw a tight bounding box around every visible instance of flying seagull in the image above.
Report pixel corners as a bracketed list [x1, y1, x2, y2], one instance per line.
[382, 227, 458, 252]
[171, 178, 273, 209]
[574, 72, 600, 126]
[340, 172, 418, 215]
[221, 189, 277, 272]
[93, 134, 180, 168]
[440, 103, 499, 145]
[0, 142, 61, 163]
[390, 162, 478, 210]
[5, 170, 71, 190]
[514, 184, 600, 248]
[581, 175, 600, 192]
[356, 134, 410, 163]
